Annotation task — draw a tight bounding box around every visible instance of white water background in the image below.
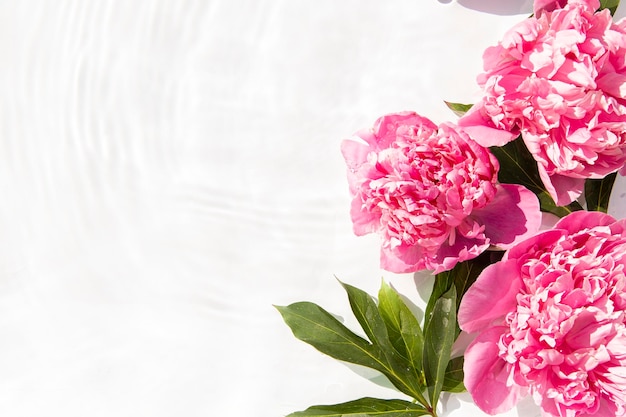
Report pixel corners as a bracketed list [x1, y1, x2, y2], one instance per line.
[3, 1, 626, 416]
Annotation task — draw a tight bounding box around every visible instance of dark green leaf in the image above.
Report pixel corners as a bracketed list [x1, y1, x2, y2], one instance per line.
[442, 357, 465, 393]
[424, 252, 495, 334]
[599, 0, 620, 15]
[276, 290, 427, 403]
[341, 281, 394, 352]
[422, 286, 457, 411]
[490, 137, 583, 217]
[444, 101, 473, 117]
[377, 281, 425, 380]
[286, 397, 431, 417]
[340, 282, 428, 404]
[275, 302, 382, 370]
[585, 172, 617, 213]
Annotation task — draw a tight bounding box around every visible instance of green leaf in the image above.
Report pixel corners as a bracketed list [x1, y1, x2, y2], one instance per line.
[377, 281, 425, 380]
[585, 172, 617, 213]
[276, 289, 428, 404]
[422, 286, 457, 411]
[424, 252, 495, 334]
[489, 137, 583, 217]
[286, 397, 431, 417]
[599, 0, 620, 15]
[444, 101, 473, 117]
[339, 282, 428, 404]
[275, 302, 383, 370]
[442, 357, 465, 393]
[341, 281, 394, 352]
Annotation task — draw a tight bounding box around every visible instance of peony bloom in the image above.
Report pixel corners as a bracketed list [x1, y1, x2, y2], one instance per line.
[459, 0, 626, 206]
[459, 211, 626, 417]
[341, 111, 541, 274]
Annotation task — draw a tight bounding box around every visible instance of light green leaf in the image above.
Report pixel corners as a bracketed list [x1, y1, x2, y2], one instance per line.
[585, 172, 617, 213]
[377, 281, 425, 381]
[489, 137, 583, 217]
[599, 0, 620, 15]
[444, 101, 473, 117]
[442, 357, 465, 393]
[286, 397, 431, 417]
[422, 286, 457, 411]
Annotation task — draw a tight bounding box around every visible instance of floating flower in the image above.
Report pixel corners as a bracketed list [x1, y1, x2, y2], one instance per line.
[341, 111, 541, 274]
[459, 211, 626, 417]
[459, 0, 626, 205]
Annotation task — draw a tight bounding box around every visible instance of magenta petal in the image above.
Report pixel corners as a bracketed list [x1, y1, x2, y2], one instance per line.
[536, 163, 585, 206]
[458, 259, 522, 333]
[554, 209, 616, 234]
[457, 104, 518, 147]
[464, 326, 526, 415]
[504, 228, 564, 261]
[341, 137, 370, 173]
[349, 197, 379, 236]
[430, 235, 490, 274]
[380, 244, 424, 274]
[473, 184, 541, 249]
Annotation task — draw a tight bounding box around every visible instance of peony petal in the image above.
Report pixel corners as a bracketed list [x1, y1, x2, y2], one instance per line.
[536, 162, 586, 206]
[379, 244, 425, 274]
[464, 326, 527, 414]
[473, 183, 541, 249]
[504, 228, 564, 261]
[533, 0, 568, 16]
[349, 197, 379, 236]
[341, 136, 371, 173]
[554, 209, 616, 234]
[457, 104, 518, 147]
[458, 259, 523, 333]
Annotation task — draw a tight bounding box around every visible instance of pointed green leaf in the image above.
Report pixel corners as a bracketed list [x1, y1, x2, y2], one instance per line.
[276, 291, 427, 403]
[599, 0, 619, 15]
[275, 302, 382, 369]
[442, 357, 465, 393]
[339, 281, 428, 404]
[424, 251, 496, 334]
[286, 397, 431, 417]
[585, 172, 617, 213]
[377, 281, 425, 374]
[444, 101, 473, 117]
[489, 137, 582, 217]
[340, 281, 394, 352]
[422, 286, 457, 411]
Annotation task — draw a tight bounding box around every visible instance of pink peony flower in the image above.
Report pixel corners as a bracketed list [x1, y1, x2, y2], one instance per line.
[459, 211, 626, 417]
[459, 0, 626, 206]
[341, 111, 541, 274]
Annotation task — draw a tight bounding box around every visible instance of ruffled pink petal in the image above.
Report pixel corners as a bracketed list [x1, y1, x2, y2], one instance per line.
[472, 183, 541, 249]
[379, 244, 425, 274]
[533, 0, 569, 16]
[464, 326, 527, 414]
[373, 112, 438, 149]
[458, 259, 523, 333]
[457, 104, 518, 147]
[429, 235, 490, 274]
[536, 162, 586, 206]
[341, 136, 370, 174]
[349, 197, 379, 236]
[504, 228, 565, 261]
[554, 209, 616, 234]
